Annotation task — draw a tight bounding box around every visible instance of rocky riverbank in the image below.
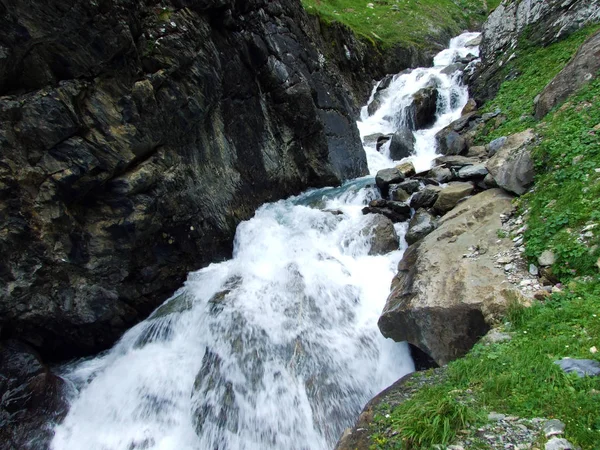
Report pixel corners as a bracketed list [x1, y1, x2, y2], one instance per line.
[336, 0, 600, 448]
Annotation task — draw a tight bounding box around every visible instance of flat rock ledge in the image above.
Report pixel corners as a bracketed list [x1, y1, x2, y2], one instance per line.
[378, 188, 527, 366]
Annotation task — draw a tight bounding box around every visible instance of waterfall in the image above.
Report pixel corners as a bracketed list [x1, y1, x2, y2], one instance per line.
[50, 32, 480, 450]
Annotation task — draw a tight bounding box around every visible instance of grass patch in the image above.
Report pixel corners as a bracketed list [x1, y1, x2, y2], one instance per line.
[301, 0, 495, 48]
[370, 284, 600, 449]
[477, 23, 600, 142]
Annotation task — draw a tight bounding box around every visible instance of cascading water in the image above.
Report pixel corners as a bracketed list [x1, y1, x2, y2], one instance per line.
[50, 32, 480, 450]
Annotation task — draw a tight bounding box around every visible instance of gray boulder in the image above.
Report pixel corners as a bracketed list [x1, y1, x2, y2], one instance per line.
[436, 129, 468, 155]
[375, 168, 405, 198]
[388, 127, 416, 160]
[362, 199, 411, 223]
[410, 185, 442, 210]
[406, 210, 436, 245]
[536, 30, 600, 119]
[433, 182, 474, 214]
[554, 359, 600, 378]
[486, 129, 535, 195]
[458, 164, 488, 180]
[397, 179, 421, 194]
[405, 85, 439, 130]
[361, 214, 399, 255]
[428, 166, 453, 183]
[379, 189, 524, 365]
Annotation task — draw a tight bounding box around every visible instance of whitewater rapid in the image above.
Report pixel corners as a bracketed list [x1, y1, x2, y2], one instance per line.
[50, 32, 480, 450]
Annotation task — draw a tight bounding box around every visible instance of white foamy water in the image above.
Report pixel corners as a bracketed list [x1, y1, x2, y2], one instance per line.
[360, 32, 480, 174]
[50, 32, 479, 450]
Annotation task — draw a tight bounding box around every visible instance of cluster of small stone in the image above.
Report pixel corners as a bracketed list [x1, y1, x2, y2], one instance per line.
[493, 211, 561, 301]
[448, 416, 579, 450]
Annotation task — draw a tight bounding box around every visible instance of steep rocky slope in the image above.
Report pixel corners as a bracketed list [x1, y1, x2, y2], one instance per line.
[0, 0, 369, 360]
[470, 0, 600, 103]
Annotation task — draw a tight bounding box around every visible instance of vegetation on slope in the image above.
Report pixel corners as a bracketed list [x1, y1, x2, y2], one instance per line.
[366, 23, 600, 450]
[301, 0, 501, 48]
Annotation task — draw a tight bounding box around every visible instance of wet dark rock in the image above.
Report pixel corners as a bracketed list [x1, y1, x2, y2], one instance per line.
[436, 129, 468, 156]
[376, 135, 391, 152]
[361, 214, 399, 255]
[362, 200, 411, 223]
[0, 0, 370, 360]
[406, 210, 436, 245]
[405, 85, 439, 130]
[410, 185, 441, 210]
[388, 127, 415, 160]
[428, 166, 454, 183]
[396, 179, 421, 194]
[441, 63, 466, 76]
[375, 168, 405, 198]
[0, 340, 67, 449]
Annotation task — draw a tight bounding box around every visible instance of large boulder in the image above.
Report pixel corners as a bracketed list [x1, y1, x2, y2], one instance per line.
[0, 340, 67, 448]
[378, 189, 523, 365]
[361, 214, 399, 255]
[0, 0, 369, 359]
[433, 181, 474, 214]
[535, 30, 600, 119]
[388, 127, 415, 160]
[405, 85, 439, 130]
[486, 129, 535, 195]
[436, 129, 467, 155]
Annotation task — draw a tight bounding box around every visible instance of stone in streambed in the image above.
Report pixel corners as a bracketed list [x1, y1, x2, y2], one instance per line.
[433, 182, 474, 214]
[405, 85, 439, 130]
[389, 185, 410, 202]
[375, 168, 405, 198]
[396, 161, 416, 178]
[429, 165, 454, 183]
[397, 179, 421, 194]
[410, 185, 441, 210]
[362, 199, 411, 223]
[458, 163, 488, 180]
[406, 210, 436, 245]
[361, 214, 399, 255]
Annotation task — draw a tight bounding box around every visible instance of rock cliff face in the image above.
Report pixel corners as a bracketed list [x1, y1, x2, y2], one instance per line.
[0, 0, 368, 359]
[470, 0, 600, 102]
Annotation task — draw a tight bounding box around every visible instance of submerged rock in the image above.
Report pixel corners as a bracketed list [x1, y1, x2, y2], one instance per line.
[362, 199, 411, 223]
[388, 127, 415, 160]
